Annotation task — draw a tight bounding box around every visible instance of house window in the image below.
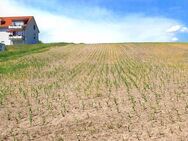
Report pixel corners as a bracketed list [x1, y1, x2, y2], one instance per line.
[0, 19, 5, 25]
[33, 25, 36, 30]
[12, 21, 24, 26]
[34, 33, 36, 39]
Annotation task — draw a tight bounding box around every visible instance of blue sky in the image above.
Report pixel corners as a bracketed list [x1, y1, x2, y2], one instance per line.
[0, 0, 188, 43]
[15, 0, 188, 21]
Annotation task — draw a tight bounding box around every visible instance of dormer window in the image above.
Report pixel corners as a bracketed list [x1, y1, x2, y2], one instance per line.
[0, 19, 5, 25]
[12, 21, 24, 26]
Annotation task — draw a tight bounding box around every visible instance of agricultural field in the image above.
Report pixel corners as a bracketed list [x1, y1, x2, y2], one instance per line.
[0, 43, 188, 141]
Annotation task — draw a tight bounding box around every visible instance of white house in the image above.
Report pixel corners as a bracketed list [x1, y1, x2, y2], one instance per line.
[0, 16, 39, 45]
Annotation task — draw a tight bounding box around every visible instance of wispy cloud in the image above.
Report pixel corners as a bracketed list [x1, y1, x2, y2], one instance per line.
[172, 37, 178, 42]
[167, 25, 188, 33]
[0, 0, 187, 43]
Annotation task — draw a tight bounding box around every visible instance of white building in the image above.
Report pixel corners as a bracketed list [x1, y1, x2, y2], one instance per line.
[0, 16, 39, 45]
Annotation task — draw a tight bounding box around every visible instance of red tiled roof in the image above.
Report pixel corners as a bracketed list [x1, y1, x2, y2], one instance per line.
[0, 16, 33, 28]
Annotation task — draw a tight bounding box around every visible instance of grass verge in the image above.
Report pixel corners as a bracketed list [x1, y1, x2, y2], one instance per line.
[0, 42, 71, 74]
[0, 42, 71, 62]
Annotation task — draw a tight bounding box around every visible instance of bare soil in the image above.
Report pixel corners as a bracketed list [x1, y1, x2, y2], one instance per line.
[0, 43, 188, 141]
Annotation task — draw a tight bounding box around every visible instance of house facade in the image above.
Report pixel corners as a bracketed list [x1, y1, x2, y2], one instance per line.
[0, 16, 39, 45]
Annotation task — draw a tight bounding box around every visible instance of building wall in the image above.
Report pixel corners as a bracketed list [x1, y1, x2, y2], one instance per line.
[12, 40, 24, 45]
[0, 43, 5, 51]
[25, 19, 39, 44]
[0, 28, 11, 45]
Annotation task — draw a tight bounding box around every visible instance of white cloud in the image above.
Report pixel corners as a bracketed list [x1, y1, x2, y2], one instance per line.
[180, 27, 188, 32]
[172, 37, 178, 42]
[167, 25, 182, 33]
[167, 25, 188, 33]
[0, 0, 185, 43]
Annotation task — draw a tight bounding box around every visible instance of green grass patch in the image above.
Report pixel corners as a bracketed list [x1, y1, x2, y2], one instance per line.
[0, 42, 71, 62]
[0, 57, 46, 74]
[0, 63, 30, 74]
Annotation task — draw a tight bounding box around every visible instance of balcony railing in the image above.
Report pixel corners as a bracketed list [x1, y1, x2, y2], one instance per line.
[9, 35, 24, 40]
[8, 25, 24, 29]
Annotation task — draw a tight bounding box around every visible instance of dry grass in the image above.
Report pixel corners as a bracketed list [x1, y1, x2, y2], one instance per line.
[0, 43, 188, 141]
